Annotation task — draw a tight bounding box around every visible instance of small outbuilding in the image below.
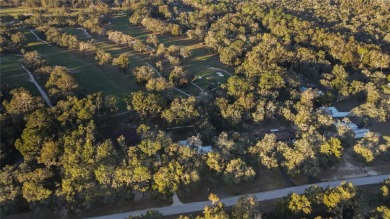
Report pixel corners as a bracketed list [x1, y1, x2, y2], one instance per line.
[353, 129, 370, 138]
[179, 140, 213, 153]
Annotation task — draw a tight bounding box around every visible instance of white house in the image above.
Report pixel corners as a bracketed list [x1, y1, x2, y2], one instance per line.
[179, 140, 212, 153]
[323, 106, 350, 118]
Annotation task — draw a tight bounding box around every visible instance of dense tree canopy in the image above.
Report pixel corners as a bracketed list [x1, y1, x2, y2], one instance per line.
[1, 0, 389, 217]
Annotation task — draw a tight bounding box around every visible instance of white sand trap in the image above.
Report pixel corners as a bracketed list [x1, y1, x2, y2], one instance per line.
[198, 76, 202, 79]
[217, 72, 224, 77]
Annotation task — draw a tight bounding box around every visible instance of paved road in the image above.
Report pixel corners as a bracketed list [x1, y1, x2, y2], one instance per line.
[22, 65, 53, 107]
[30, 30, 52, 46]
[88, 174, 389, 219]
[145, 62, 192, 97]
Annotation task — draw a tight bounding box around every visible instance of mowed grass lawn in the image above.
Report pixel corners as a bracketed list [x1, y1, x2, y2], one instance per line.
[63, 27, 146, 67]
[109, 15, 234, 94]
[23, 30, 144, 103]
[64, 26, 194, 97]
[0, 6, 84, 17]
[0, 6, 31, 16]
[0, 53, 40, 96]
[192, 69, 229, 91]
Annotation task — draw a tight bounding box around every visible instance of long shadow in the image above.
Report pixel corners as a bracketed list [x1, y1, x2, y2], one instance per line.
[278, 166, 296, 187]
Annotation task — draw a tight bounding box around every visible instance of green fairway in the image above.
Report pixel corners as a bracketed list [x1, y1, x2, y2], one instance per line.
[0, 6, 81, 17]
[63, 27, 195, 97]
[0, 53, 40, 95]
[192, 69, 229, 91]
[109, 15, 234, 95]
[108, 15, 152, 41]
[24, 30, 143, 101]
[1, 13, 232, 100]
[62, 27, 146, 67]
[0, 6, 32, 16]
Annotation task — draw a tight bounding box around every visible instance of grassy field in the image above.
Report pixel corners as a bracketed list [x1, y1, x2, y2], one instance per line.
[63, 26, 197, 97]
[2, 11, 232, 100]
[23, 30, 144, 105]
[110, 16, 231, 69]
[0, 53, 40, 95]
[109, 15, 234, 95]
[0, 7, 29, 16]
[0, 6, 82, 17]
[62, 27, 147, 68]
[192, 69, 229, 91]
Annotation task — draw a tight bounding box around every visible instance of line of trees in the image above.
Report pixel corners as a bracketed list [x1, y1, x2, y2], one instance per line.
[107, 30, 146, 52]
[0, 23, 25, 53]
[140, 18, 181, 36]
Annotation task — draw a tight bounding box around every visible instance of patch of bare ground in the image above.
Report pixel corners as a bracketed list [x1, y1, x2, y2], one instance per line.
[178, 169, 285, 204]
[4, 195, 173, 219]
[228, 169, 286, 195]
[317, 147, 390, 181]
[290, 175, 309, 185]
[74, 194, 173, 219]
[333, 100, 361, 111]
[367, 119, 390, 136]
[178, 182, 230, 203]
[164, 198, 282, 219]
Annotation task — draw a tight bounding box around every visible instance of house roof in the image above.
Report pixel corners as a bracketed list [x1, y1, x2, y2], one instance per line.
[273, 131, 295, 141]
[323, 106, 350, 118]
[198, 146, 212, 153]
[354, 129, 370, 138]
[179, 140, 213, 153]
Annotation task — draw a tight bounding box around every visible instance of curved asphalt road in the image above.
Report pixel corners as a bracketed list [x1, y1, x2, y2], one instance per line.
[88, 174, 389, 219]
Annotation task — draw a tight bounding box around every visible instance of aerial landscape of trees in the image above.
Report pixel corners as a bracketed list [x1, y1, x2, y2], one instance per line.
[0, 0, 389, 218]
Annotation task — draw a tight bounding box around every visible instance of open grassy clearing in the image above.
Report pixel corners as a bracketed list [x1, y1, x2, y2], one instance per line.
[0, 6, 32, 16]
[64, 26, 198, 97]
[24, 30, 144, 108]
[64, 28, 192, 100]
[192, 69, 229, 91]
[2, 11, 231, 100]
[62, 27, 147, 67]
[109, 15, 234, 95]
[0, 6, 82, 17]
[0, 53, 39, 96]
[110, 16, 231, 70]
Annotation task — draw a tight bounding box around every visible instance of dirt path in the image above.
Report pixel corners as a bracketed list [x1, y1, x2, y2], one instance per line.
[30, 30, 51, 46]
[21, 65, 53, 107]
[172, 87, 191, 97]
[191, 81, 204, 94]
[77, 28, 92, 38]
[145, 63, 162, 77]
